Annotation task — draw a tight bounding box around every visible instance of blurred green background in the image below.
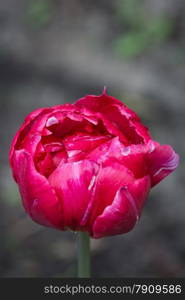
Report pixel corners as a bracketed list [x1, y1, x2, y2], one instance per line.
[0, 0, 184, 277]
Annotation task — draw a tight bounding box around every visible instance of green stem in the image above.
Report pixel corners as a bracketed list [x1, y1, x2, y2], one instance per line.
[77, 232, 91, 278]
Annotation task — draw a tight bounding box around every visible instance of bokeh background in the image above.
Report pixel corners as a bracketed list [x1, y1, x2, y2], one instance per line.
[0, 0, 184, 277]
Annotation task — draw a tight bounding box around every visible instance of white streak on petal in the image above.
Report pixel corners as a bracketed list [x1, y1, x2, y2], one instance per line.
[121, 147, 131, 156]
[148, 140, 155, 153]
[46, 117, 59, 127]
[88, 175, 96, 191]
[121, 187, 139, 222]
[67, 150, 81, 158]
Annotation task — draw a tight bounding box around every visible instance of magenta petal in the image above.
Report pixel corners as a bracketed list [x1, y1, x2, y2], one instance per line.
[126, 176, 151, 213]
[147, 144, 179, 186]
[10, 108, 53, 163]
[75, 92, 151, 144]
[48, 160, 99, 231]
[82, 161, 134, 231]
[88, 137, 148, 178]
[63, 133, 110, 162]
[36, 152, 56, 177]
[92, 176, 150, 238]
[13, 150, 63, 229]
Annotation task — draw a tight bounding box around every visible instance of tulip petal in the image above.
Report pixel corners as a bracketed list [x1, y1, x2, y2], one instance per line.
[13, 150, 63, 229]
[92, 176, 150, 238]
[10, 108, 53, 162]
[48, 160, 99, 231]
[63, 133, 110, 162]
[126, 175, 151, 213]
[87, 137, 148, 178]
[147, 144, 179, 186]
[75, 92, 151, 144]
[82, 161, 134, 231]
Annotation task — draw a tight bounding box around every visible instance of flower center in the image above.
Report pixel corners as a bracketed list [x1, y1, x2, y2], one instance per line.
[34, 113, 113, 177]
